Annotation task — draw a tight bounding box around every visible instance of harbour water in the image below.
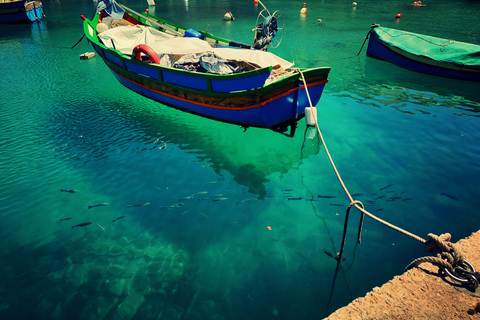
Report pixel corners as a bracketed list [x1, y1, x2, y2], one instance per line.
[1, 0, 479, 319]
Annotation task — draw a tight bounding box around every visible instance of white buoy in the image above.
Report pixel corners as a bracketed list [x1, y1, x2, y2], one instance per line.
[305, 107, 317, 126]
[147, 0, 155, 6]
[223, 12, 234, 21]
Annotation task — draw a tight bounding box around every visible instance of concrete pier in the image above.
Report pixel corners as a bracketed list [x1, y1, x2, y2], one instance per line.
[324, 231, 480, 320]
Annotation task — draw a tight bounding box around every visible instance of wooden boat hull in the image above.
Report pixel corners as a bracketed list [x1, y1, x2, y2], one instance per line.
[83, 8, 330, 128]
[0, 0, 43, 24]
[366, 26, 480, 82]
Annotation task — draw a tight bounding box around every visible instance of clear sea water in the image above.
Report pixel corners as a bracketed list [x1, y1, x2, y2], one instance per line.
[1, 0, 479, 319]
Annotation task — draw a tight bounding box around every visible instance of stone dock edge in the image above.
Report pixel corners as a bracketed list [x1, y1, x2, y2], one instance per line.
[323, 230, 480, 320]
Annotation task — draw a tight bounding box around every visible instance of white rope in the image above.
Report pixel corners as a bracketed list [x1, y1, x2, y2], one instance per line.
[295, 68, 426, 244]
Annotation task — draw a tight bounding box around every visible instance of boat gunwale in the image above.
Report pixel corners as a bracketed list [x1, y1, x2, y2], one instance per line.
[84, 14, 330, 95]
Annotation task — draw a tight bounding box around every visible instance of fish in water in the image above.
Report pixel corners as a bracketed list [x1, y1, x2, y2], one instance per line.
[193, 191, 208, 195]
[112, 215, 128, 222]
[441, 193, 459, 201]
[161, 203, 184, 209]
[88, 203, 109, 209]
[61, 189, 79, 193]
[126, 202, 150, 207]
[179, 196, 194, 200]
[60, 217, 73, 221]
[323, 249, 346, 261]
[380, 184, 393, 191]
[71, 222, 92, 229]
[288, 197, 303, 200]
[351, 193, 364, 197]
[211, 198, 228, 203]
[318, 194, 336, 199]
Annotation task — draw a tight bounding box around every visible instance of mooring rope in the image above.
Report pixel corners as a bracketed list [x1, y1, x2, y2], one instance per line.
[295, 69, 478, 289]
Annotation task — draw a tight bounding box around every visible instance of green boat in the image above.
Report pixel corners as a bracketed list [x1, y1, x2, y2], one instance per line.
[366, 24, 480, 82]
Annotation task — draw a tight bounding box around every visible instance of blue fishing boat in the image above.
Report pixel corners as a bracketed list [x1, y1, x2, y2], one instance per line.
[82, 0, 330, 129]
[366, 24, 480, 82]
[0, 0, 44, 23]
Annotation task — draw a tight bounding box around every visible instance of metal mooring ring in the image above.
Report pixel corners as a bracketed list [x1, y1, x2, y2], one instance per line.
[444, 259, 478, 288]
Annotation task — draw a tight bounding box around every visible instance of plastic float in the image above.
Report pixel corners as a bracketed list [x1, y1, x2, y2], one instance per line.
[223, 12, 235, 21]
[300, 2, 307, 14]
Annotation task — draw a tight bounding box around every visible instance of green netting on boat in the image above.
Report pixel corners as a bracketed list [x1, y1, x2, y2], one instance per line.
[373, 26, 480, 68]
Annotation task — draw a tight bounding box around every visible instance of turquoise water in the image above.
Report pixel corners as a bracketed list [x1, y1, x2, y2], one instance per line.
[1, 0, 480, 319]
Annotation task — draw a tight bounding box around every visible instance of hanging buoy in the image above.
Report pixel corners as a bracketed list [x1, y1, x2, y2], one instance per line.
[396, 13, 402, 18]
[223, 12, 235, 21]
[145, 9, 148, 13]
[300, 2, 307, 14]
[352, 2, 357, 6]
[254, 0, 258, 4]
[305, 107, 317, 126]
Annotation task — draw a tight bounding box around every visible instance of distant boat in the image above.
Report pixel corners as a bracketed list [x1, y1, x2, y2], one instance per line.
[366, 24, 480, 82]
[81, 0, 330, 130]
[0, 0, 45, 24]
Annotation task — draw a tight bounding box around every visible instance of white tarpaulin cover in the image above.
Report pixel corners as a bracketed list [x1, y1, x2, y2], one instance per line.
[98, 25, 294, 70]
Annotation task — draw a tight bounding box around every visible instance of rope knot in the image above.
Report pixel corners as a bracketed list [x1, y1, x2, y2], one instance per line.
[424, 233, 464, 266]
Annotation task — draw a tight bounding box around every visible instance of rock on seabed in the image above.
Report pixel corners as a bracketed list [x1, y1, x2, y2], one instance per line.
[112, 293, 145, 320]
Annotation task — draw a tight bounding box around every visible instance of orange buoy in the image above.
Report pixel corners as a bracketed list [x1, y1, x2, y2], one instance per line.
[254, 0, 258, 4]
[266, 226, 272, 230]
[396, 13, 402, 18]
[300, 2, 307, 14]
[145, 9, 149, 13]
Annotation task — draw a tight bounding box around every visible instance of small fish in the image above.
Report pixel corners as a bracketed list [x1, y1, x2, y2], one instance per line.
[330, 204, 345, 207]
[375, 208, 384, 212]
[126, 202, 150, 207]
[71, 222, 92, 229]
[288, 197, 303, 200]
[387, 196, 402, 202]
[211, 197, 228, 203]
[351, 193, 364, 197]
[193, 191, 208, 195]
[213, 194, 224, 197]
[97, 223, 105, 231]
[237, 198, 257, 204]
[199, 212, 208, 218]
[112, 215, 128, 222]
[61, 189, 79, 193]
[282, 189, 294, 192]
[88, 203, 109, 209]
[441, 193, 459, 201]
[380, 184, 393, 191]
[179, 196, 193, 200]
[402, 198, 413, 201]
[376, 196, 385, 200]
[60, 217, 73, 221]
[318, 194, 336, 199]
[323, 249, 346, 261]
[161, 203, 184, 209]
